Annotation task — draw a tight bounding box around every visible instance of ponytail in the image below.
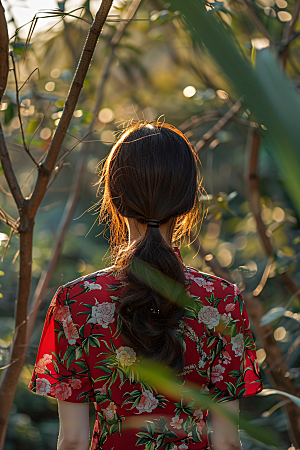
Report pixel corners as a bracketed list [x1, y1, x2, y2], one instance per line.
[96, 121, 203, 371]
[116, 226, 185, 371]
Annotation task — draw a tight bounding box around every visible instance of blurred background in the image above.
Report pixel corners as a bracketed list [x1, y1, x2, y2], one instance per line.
[0, 0, 300, 448]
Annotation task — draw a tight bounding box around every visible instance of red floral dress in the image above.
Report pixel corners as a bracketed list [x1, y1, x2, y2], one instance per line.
[29, 248, 263, 450]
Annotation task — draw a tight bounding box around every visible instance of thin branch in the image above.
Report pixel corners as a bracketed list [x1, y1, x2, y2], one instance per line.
[12, 249, 19, 264]
[0, 183, 12, 196]
[179, 112, 257, 133]
[240, 0, 274, 44]
[18, 67, 39, 92]
[28, 102, 51, 149]
[246, 128, 300, 303]
[27, 0, 114, 219]
[0, 207, 18, 230]
[0, 122, 24, 209]
[10, 52, 38, 167]
[194, 99, 243, 153]
[279, 0, 300, 68]
[1, 227, 13, 261]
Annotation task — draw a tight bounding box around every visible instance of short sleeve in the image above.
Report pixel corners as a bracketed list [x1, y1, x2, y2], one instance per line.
[29, 287, 95, 403]
[207, 287, 263, 402]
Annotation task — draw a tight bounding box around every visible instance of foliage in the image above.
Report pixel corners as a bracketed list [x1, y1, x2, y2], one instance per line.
[1, 0, 300, 448]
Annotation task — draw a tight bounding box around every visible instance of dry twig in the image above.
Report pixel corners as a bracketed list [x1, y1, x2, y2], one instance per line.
[195, 99, 243, 153]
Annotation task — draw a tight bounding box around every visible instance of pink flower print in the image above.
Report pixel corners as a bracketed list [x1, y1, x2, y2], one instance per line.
[211, 364, 226, 383]
[99, 384, 107, 394]
[231, 333, 244, 357]
[50, 382, 72, 400]
[103, 402, 117, 420]
[222, 350, 232, 363]
[225, 303, 235, 312]
[87, 300, 115, 328]
[69, 378, 82, 389]
[53, 305, 70, 322]
[36, 378, 51, 396]
[193, 277, 207, 288]
[62, 315, 79, 345]
[170, 415, 183, 429]
[204, 281, 214, 293]
[35, 353, 52, 374]
[197, 420, 205, 434]
[198, 306, 221, 328]
[136, 390, 158, 414]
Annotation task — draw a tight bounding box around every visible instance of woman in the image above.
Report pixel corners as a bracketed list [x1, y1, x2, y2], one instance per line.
[29, 122, 263, 450]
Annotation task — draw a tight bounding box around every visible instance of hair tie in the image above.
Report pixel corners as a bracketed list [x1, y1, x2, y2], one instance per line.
[146, 219, 161, 228]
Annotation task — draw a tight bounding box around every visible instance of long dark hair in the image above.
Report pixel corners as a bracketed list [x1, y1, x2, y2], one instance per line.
[97, 121, 203, 371]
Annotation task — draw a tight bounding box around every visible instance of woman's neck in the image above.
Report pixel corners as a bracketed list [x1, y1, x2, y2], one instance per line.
[126, 218, 172, 246]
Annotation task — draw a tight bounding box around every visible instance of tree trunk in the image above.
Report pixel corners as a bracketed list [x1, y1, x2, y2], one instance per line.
[0, 214, 33, 448]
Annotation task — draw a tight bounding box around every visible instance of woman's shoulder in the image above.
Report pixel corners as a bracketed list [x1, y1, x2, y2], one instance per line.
[185, 266, 240, 296]
[53, 266, 123, 308]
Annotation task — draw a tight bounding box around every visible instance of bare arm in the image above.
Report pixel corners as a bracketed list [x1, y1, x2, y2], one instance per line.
[210, 399, 243, 450]
[57, 400, 90, 450]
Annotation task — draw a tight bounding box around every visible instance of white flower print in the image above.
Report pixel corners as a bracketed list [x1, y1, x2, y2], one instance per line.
[178, 444, 189, 450]
[211, 364, 226, 383]
[84, 281, 102, 291]
[204, 281, 214, 293]
[87, 299, 115, 328]
[198, 306, 221, 328]
[231, 333, 244, 357]
[136, 390, 158, 414]
[116, 346, 136, 366]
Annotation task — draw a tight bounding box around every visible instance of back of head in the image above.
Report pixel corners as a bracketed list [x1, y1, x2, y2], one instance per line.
[98, 122, 202, 372]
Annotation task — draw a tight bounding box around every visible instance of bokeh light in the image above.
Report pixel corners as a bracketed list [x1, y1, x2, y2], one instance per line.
[278, 11, 292, 21]
[40, 128, 52, 140]
[274, 326, 286, 341]
[45, 82, 55, 92]
[257, 348, 266, 364]
[74, 110, 83, 118]
[51, 68, 61, 78]
[183, 86, 196, 98]
[98, 108, 114, 123]
[101, 130, 115, 145]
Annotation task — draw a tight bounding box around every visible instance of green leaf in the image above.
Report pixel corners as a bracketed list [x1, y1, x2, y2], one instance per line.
[258, 389, 300, 409]
[260, 307, 287, 326]
[146, 421, 155, 436]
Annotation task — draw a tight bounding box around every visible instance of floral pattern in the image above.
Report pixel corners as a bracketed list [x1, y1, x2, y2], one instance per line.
[29, 249, 263, 450]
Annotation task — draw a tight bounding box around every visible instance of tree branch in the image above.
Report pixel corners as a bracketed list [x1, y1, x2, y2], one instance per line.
[246, 128, 300, 302]
[240, 0, 273, 44]
[0, 122, 24, 209]
[27, 0, 114, 219]
[195, 99, 243, 153]
[279, 0, 300, 68]
[0, 2, 9, 104]
[10, 52, 38, 166]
